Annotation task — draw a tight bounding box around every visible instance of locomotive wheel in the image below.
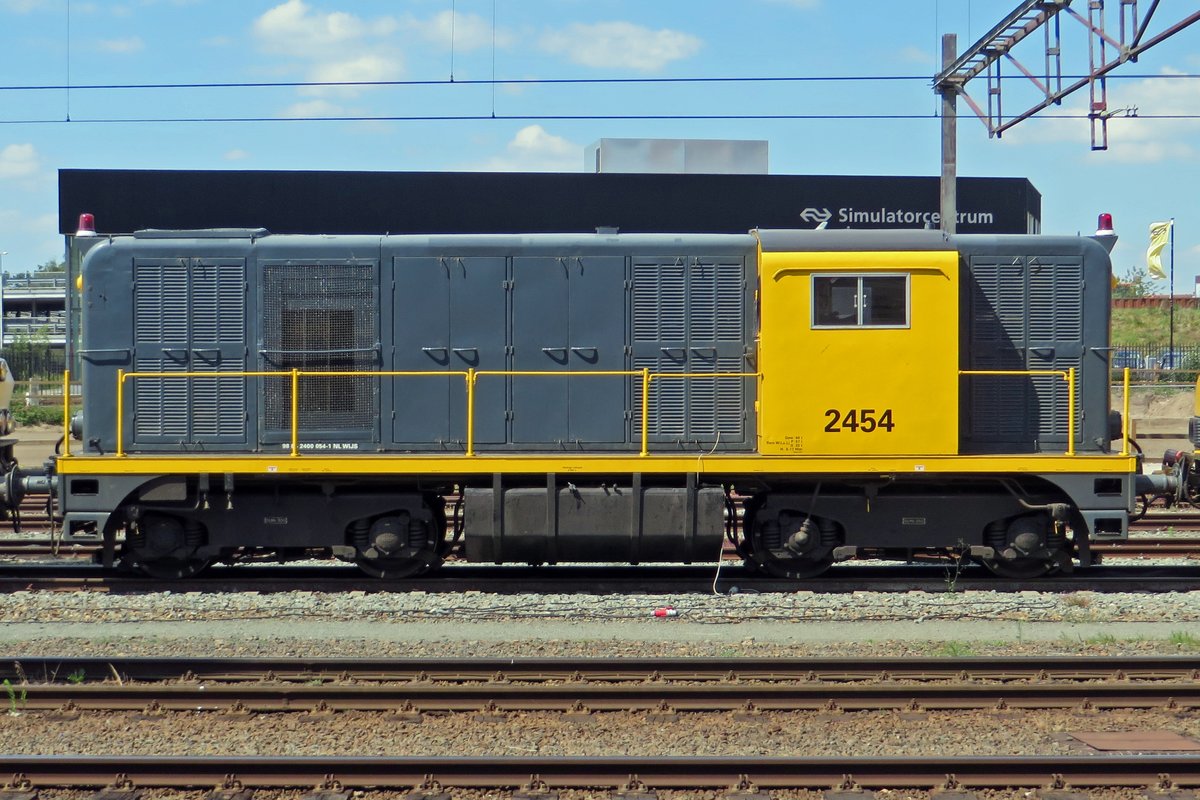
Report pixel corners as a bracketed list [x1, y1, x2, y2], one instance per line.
[349, 496, 447, 579]
[353, 551, 440, 580]
[977, 511, 1069, 579]
[744, 499, 838, 580]
[977, 552, 1060, 579]
[122, 512, 213, 579]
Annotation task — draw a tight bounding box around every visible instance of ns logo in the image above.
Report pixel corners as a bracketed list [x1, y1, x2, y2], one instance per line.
[799, 207, 832, 228]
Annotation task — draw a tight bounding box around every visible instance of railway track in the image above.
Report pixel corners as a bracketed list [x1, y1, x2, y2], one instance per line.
[5, 656, 1200, 714]
[4, 562, 1200, 593]
[1134, 512, 1200, 532]
[2, 753, 1199, 793]
[4, 536, 1200, 561]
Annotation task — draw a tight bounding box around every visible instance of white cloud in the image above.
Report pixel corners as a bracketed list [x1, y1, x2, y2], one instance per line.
[1, 0, 50, 12]
[253, 0, 403, 103]
[408, 10, 511, 51]
[224, 149, 250, 161]
[280, 99, 349, 118]
[253, 0, 396, 54]
[540, 21, 702, 72]
[897, 45, 933, 66]
[98, 36, 144, 53]
[0, 209, 59, 273]
[470, 125, 582, 172]
[303, 53, 403, 93]
[0, 144, 39, 180]
[999, 68, 1200, 163]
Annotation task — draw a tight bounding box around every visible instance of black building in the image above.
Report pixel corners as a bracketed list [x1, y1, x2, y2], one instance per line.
[59, 169, 1039, 238]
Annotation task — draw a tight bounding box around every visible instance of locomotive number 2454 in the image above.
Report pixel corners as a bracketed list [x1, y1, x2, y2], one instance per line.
[823, 408, 895, 433]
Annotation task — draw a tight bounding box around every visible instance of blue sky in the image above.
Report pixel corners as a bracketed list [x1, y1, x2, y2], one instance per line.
[0, 0, 1197, 295]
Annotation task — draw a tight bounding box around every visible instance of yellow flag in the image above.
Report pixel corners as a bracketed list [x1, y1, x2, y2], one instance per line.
[1147, 220, 1172, 280]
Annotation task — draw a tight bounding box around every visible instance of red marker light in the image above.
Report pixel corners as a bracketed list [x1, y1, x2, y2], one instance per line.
[76, 213, 96, 237]
[1095, 213, 1113, 236]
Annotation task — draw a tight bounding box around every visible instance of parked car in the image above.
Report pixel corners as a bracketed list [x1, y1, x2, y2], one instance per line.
[1158, 350, 1187, 369]
[1112, 350, 1143, 370]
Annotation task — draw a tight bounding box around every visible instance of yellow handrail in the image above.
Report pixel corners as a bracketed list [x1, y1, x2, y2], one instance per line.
[115, 369, 296, 458]
[290, 368, 299, 458]
[641, 370, 761, 457]
[113, 367, 760, 458]
[61, 368, 71, 458]
[959, 368, 1077, 456]
[1121, 367, 1131, 457]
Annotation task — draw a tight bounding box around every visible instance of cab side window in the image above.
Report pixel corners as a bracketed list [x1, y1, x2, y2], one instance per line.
[812, 274, 909, 329]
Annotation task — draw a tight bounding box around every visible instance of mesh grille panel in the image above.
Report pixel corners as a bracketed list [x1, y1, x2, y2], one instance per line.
[261, 262, 378, 432]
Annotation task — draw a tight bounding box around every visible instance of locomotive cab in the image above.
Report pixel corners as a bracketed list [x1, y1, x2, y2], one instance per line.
[756, 230, 959, 456]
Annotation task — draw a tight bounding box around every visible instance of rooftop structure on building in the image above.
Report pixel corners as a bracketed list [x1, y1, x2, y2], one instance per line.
[1, 272, 67, 347]
[586, 138, 769, 174]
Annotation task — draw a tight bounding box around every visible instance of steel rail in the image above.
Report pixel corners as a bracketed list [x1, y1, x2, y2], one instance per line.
[3, 754, 1200, 790]
[5, 563, 1200, 593]
[1097, 538, 1200, 556]
[6, 655, 1200, 683]
[5, 537, 1200, 560]
[0, 541, 99, 557]
[9, 678, 1200, 713]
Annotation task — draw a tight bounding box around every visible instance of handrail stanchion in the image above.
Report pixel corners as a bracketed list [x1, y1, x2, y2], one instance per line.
[466, 368, 476, 457]
[1066, 367, 1076, 456]
[61, 369, 71, 458]
[290, 368, 300, 457]
[639, 368, 651, 457]
[1121, 367, 1131, 457]
[115, 369, 126, 458]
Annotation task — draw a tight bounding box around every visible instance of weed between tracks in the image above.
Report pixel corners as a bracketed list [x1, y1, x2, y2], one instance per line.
[3, 679, 26, 716]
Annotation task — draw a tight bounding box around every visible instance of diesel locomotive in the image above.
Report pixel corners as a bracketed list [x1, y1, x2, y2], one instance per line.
[8, 225, 1196, 579]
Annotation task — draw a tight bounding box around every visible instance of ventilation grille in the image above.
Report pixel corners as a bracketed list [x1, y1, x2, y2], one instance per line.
[631, 255, 746, 443]
[132, 260, 246, 443]
[261, 262, 378, 432]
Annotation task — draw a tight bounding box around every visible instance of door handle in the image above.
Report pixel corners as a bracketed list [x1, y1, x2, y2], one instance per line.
[570, 346, 598, 355]
[421, 346, 448, 354]
[541, 347, 568, 354]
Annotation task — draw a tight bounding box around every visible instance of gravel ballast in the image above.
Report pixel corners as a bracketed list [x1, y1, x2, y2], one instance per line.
[2, 586, 1199, 659]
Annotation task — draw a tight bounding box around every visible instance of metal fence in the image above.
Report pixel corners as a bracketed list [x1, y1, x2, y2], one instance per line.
[4, 348, 66, 380]
[1111, 345, 1200, 374]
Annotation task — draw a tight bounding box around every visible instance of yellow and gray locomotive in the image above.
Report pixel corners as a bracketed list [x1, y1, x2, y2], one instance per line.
[23, 226, 1194, 579]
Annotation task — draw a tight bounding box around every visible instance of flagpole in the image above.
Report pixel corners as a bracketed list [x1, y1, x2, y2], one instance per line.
[1169, 217, 1175, 362]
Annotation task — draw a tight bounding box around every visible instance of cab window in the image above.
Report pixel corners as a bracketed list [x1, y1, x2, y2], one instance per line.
[812, 274, 909, 328]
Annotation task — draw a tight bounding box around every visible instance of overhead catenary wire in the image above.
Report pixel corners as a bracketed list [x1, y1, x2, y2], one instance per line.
[0, 73, 1194, 93]
[2, 112, 1197, 126]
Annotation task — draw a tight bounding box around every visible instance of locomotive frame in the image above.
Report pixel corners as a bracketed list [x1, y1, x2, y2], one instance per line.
[40, 226, 1170, 581]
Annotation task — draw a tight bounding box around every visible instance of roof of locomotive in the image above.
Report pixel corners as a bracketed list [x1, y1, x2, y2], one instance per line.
[82, 227, 1114, 265]
[80, 229, 763, 262]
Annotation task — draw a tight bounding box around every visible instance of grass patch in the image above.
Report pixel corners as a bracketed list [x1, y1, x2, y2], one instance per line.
[1112, 307, 1200, 348]
[936, 641, 975, 657]
[1169, 631, 1200, 649]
